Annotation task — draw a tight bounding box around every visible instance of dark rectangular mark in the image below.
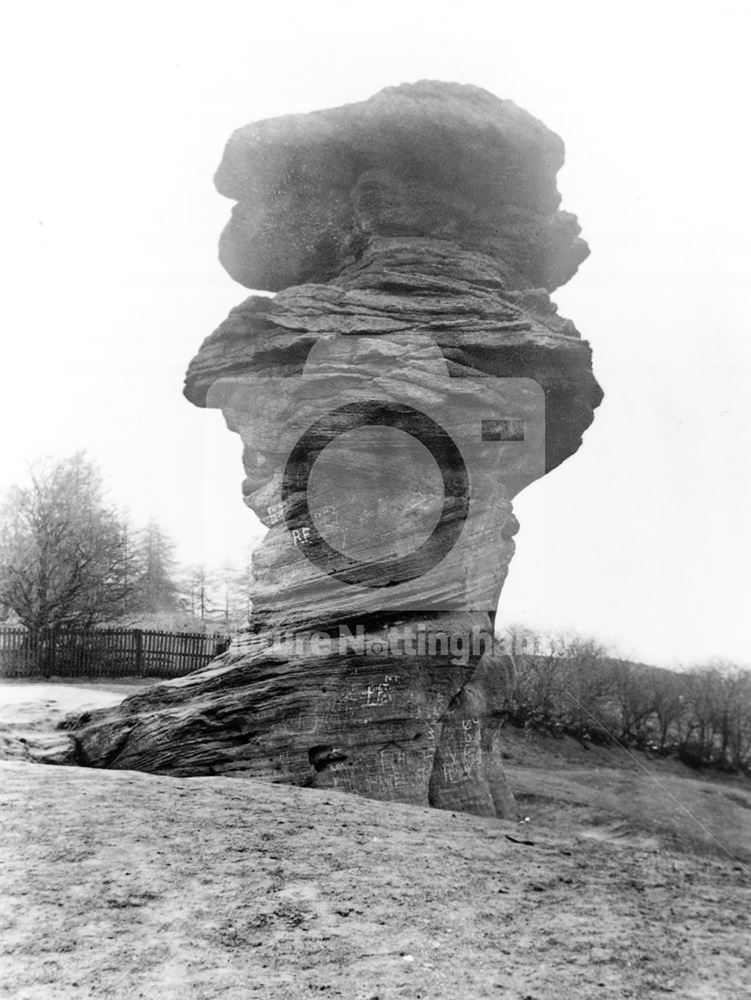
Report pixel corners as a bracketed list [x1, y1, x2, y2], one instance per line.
[481, 418, 525, 441]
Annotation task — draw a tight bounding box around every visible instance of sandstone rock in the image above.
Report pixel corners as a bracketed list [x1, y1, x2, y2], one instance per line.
[64, 82, 602, 819]
[214, 81, 588, 293]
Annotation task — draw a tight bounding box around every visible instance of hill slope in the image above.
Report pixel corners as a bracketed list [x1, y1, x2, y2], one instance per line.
[1, 757, 749, 1000]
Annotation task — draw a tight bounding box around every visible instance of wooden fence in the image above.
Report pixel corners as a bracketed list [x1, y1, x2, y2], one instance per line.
[0, 627, 231, 680]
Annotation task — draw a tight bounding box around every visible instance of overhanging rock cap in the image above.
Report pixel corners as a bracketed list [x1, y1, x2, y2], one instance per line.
[214, 81, 587, 292]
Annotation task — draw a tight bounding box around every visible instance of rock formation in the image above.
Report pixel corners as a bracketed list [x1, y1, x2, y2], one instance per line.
[62, 82, 601, 818]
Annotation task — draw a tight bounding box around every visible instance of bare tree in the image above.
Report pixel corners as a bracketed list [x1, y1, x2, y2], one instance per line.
[726, 669, 751, 771]
[180, 564, 217, 623]
[648, 668, 685, 752]
[610, 654, 655, 745]
[681, 662, 751, 769]
[0, 453, 133, 634]
[502, 627, 615, 739]
[507, 628, 568, 730]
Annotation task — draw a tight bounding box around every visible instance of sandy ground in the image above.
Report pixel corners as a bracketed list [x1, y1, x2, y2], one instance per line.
[1, 682, 750, 999]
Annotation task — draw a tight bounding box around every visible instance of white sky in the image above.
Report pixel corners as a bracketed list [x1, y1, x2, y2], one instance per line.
[1, 0, 750, 667]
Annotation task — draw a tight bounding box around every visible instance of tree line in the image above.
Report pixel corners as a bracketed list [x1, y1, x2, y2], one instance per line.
[501, 627, 751, 774]
[0, 454, 253, 634]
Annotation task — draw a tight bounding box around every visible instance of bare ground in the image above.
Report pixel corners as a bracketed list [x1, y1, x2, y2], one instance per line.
[1, 682, 750, 999]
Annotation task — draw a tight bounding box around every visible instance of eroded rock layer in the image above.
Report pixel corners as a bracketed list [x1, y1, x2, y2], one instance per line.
[63, 83, 601, 818]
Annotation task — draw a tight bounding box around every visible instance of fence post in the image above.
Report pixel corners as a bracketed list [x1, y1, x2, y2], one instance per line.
[134, 629, 143, 677]
[49, 626, 57, 675]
